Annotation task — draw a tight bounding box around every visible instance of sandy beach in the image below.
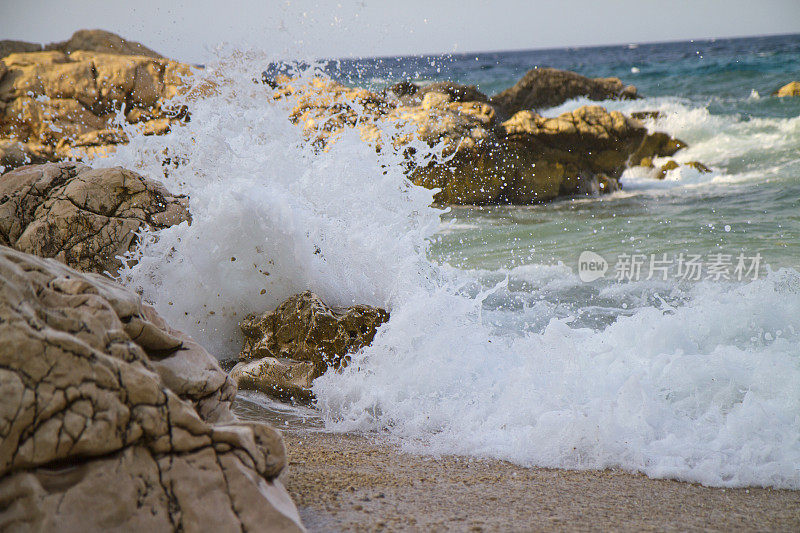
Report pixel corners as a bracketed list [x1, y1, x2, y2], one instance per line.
[234, 397, 800, 532]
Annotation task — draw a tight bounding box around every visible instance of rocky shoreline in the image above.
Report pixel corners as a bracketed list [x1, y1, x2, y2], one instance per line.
[2, 30, 799, 531]
[2, 29, 709, 205]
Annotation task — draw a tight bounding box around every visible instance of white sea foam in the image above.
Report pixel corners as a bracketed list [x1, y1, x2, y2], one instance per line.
[101, 53, 800, 489]
[316, 269, 800, 489]
[546, 95, 800, 194]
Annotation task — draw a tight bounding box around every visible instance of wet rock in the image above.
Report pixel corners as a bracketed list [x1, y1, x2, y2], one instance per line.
[0, 45, 195, 170]
[417, 106, 651, 204]
[655, 159, 711, 179]
[0, 246, 305, 532]
[239, 291, 389, 374]
[774, 81, 800, 97]
[389, 81, 488, 107]
[0, 162, 190, 275]
[233, 292, 388, 399]
[277, 75, 683, 205]
[629, 130, 687, 163]
[630, 110, 662, 121]
[389, 79, 418, 98]
[685, 160, 711, 173]
[658, 159, 680, 178]
[489, 67, 638, 115]
[231, 357, 316, 403]
[0, 139, 53, 169]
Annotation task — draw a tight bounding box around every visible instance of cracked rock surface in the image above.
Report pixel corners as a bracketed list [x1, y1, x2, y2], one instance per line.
[0, 246, 304, 532]
[0, 162, 190, 276]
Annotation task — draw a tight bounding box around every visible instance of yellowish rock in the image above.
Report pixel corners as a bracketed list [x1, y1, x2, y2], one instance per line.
[239, 291, 389, 375]
[231, 357, 316, 402]
[775, 81, 800, 97]
[421, 91, 452, 110]
[0, 48, 196, 171]
[685, 160, 711, 173]
[658, 159, 680, 179]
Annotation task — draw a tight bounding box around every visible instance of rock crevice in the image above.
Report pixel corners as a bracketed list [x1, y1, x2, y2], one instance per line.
[0, 246, 305, 532]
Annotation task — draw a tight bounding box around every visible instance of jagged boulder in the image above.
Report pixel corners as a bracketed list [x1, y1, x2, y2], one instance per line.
[489, 67, 638, 115]
[0, 162, 190, 275]
[276, 75, 682, 205]
[774, 81, 800, 97]
[0, 47, 194, 170]
[231, 292, 389, 400]
[413, 106, 659, 204]
[0, 246, 305, 532]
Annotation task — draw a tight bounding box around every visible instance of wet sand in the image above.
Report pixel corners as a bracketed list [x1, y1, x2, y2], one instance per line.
[233, 395, 800, 532]
[281, 432, 799, 532]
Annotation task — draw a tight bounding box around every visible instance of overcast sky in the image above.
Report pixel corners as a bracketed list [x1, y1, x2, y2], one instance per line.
[2, 0, 800, 63]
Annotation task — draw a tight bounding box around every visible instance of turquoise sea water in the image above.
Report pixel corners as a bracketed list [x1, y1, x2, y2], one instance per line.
[331, 34, 800, 273]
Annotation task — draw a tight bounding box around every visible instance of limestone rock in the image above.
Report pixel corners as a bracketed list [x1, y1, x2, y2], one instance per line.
[774, 81, 800, 97]
[685, 160, 711, 173]
[391, 81, 489, 107]
[0, 246, 305, 532]
[234, 292, 388, 399]
[0, 46, 195, 170]
[276, 75, 683, 205]
[45, 29, 164, 58]
[421, 91, 452, 110]
[415, 105, 650, 204]
[419, 81, 488, 103]
[0, 139, 53, 170]
[0, 162, 190, 275]
[231, 358, 316, 403]
[490, 67, 638, 115]
[658, 159, 680, 178]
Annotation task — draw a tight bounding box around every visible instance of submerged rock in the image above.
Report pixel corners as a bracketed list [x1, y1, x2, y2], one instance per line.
[232, 292, 389, 400]
[0, 246, 305, 531]
[635, 158, 712, 180]
[630, 110, 662, 121]
[774, 81, 800, 97]
[0, 162, 190, 275]
[489, 67, 638, 115]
